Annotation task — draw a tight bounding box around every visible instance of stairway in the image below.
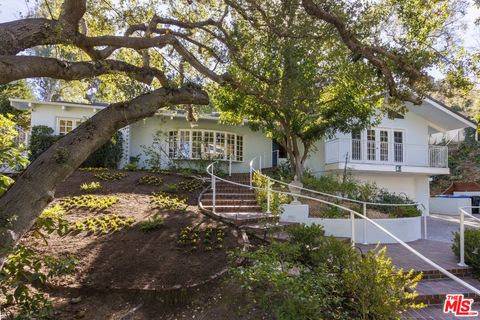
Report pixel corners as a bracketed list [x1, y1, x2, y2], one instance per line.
[200, 173, 270, 223]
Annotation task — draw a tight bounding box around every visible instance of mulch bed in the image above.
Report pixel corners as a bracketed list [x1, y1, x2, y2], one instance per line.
[16, 169, 244, 318]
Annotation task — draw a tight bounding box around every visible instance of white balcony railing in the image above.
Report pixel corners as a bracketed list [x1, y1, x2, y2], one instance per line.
[325, 138, 448, 168]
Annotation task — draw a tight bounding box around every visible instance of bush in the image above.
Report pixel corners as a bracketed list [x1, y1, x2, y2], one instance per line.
[81, 131, 123, 168]
[252, 171, 290, 215]
[29, 125, 59, 161]
[30, 126, 124, 168]
[139, 214, 164, 232]
[452, 229, 480, 276]
[232, 225, 423, 319]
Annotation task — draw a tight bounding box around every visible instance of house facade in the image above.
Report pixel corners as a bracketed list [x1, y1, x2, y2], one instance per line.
[10, 97, 476, 214]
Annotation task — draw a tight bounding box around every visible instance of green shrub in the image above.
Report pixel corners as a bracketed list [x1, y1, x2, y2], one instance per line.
[30, 127, 123, 168]
[319, 205, 346, 218]
[139, 214, 164, 232]
[80, 181, 102, 193]
[453, 229, 480, 276]
[232, 224, 423, 319]
[29, 125, 59, 161]
[124, 162, 138, 171]
[253, 171, 290, 215]
[0, 246, 77, 319]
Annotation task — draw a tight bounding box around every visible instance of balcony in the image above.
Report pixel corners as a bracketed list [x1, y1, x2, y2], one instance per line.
[324, 138, 448, 174]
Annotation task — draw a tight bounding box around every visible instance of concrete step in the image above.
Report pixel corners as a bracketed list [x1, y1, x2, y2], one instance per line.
[415, 277, 480, 305]
[202, 205, 263, 213]
[205, 188, 254, 194]
[202, 193, 256, 200]
[201, 199, 259, 206]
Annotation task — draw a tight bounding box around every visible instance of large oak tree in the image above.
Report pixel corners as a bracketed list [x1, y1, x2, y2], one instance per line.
[0, 0, 470, 267]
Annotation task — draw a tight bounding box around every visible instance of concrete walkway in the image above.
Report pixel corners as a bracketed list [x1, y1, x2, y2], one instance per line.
[426, 214, 480, 243]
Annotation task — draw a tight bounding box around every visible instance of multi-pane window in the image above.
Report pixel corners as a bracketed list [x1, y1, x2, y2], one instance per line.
[58, 118, 81, 135]
[179, 131, 191, 158]
[168, 129, 243, 161]
[236, 135, 243, 161]
[351, 131, 361, 160]
[192, 131, 202, 159]
[394, 131, 404, 163]
[168, 131, 178, 158]
[367, 129, 376, 161]
[379, 130, 389, 161]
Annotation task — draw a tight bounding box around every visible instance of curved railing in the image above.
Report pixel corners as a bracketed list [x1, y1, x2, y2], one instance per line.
[205, 160, 480, 295]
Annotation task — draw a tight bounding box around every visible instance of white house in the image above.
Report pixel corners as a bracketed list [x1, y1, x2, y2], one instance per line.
[10, 97, 476, 214]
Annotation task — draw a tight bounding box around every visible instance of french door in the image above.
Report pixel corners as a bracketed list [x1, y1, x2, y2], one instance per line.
[365, 129, 389, 162]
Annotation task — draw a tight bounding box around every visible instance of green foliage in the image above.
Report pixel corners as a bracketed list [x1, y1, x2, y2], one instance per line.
[30, 127, 123, 168]
[150, 192, 188, 211]
[453, 229, 480, 276]
[61, 195, 119, 211]
[124, 162, 139, 171]
[139, 214, 164, 232]
[72, 213, 135, 235]
[138, 175, 163, 186]
[160, 183, 179, 194]
[0, 80, 33, 129]
[78, 167, 109, 171]
[35, 205, 70, 238]
[252, 171, 290, 215]
[302, 173, 422, 217]
[177, 225, 225, 251]
[81, 131, 124, 168]
[29, 126, 59, 161]
[80, 181, 103, 193]
[232, 225, 423, 319]
[94, 171, 127, 181]
[178, 179, 203, 192]
[0, 114, 29, 193]
[0, 246, 77, 319]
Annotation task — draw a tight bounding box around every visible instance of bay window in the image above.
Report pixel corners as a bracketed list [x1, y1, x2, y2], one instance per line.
[168, 129, 244, 161]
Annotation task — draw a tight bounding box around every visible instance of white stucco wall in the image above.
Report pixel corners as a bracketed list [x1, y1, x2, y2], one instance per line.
[30, 104, 99, 134]
[350, 173, 430, 214]
[129, 115, 272, 173]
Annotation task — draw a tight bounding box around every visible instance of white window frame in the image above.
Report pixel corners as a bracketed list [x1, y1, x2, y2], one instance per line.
[351, 127, 406, 164]
[168, 129, 244, 162]
[56, 117, 82, 135]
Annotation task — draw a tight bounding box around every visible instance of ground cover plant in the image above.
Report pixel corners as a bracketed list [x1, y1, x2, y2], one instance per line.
[80, 181, 103, 193]
[150, 192, 188, 211]
[178, 180, 203, 192]
[138, 175, 163, 186]
[94, 172, 127, 181]
[252, 171, 290, 215]
[72, 214, 135, 235]
[177, 225, 225, 251]
[61, 195, 119, 211]
[78, 167, 109, 171]
[232, 224, 423, 319]
[139, 214, 164, 232]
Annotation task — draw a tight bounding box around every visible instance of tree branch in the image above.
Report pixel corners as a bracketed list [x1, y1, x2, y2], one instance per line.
[0, 56, 169, 86]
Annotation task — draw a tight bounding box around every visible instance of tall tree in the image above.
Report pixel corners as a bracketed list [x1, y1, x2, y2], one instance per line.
[210, 0, 385, 178]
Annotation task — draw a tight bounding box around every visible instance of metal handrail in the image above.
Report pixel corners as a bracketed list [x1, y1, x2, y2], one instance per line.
[457, 207, 480, 267]
[206, 161, 480, 295]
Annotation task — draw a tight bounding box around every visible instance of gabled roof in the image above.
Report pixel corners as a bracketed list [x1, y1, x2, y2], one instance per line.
[406, 97, 477, 132]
